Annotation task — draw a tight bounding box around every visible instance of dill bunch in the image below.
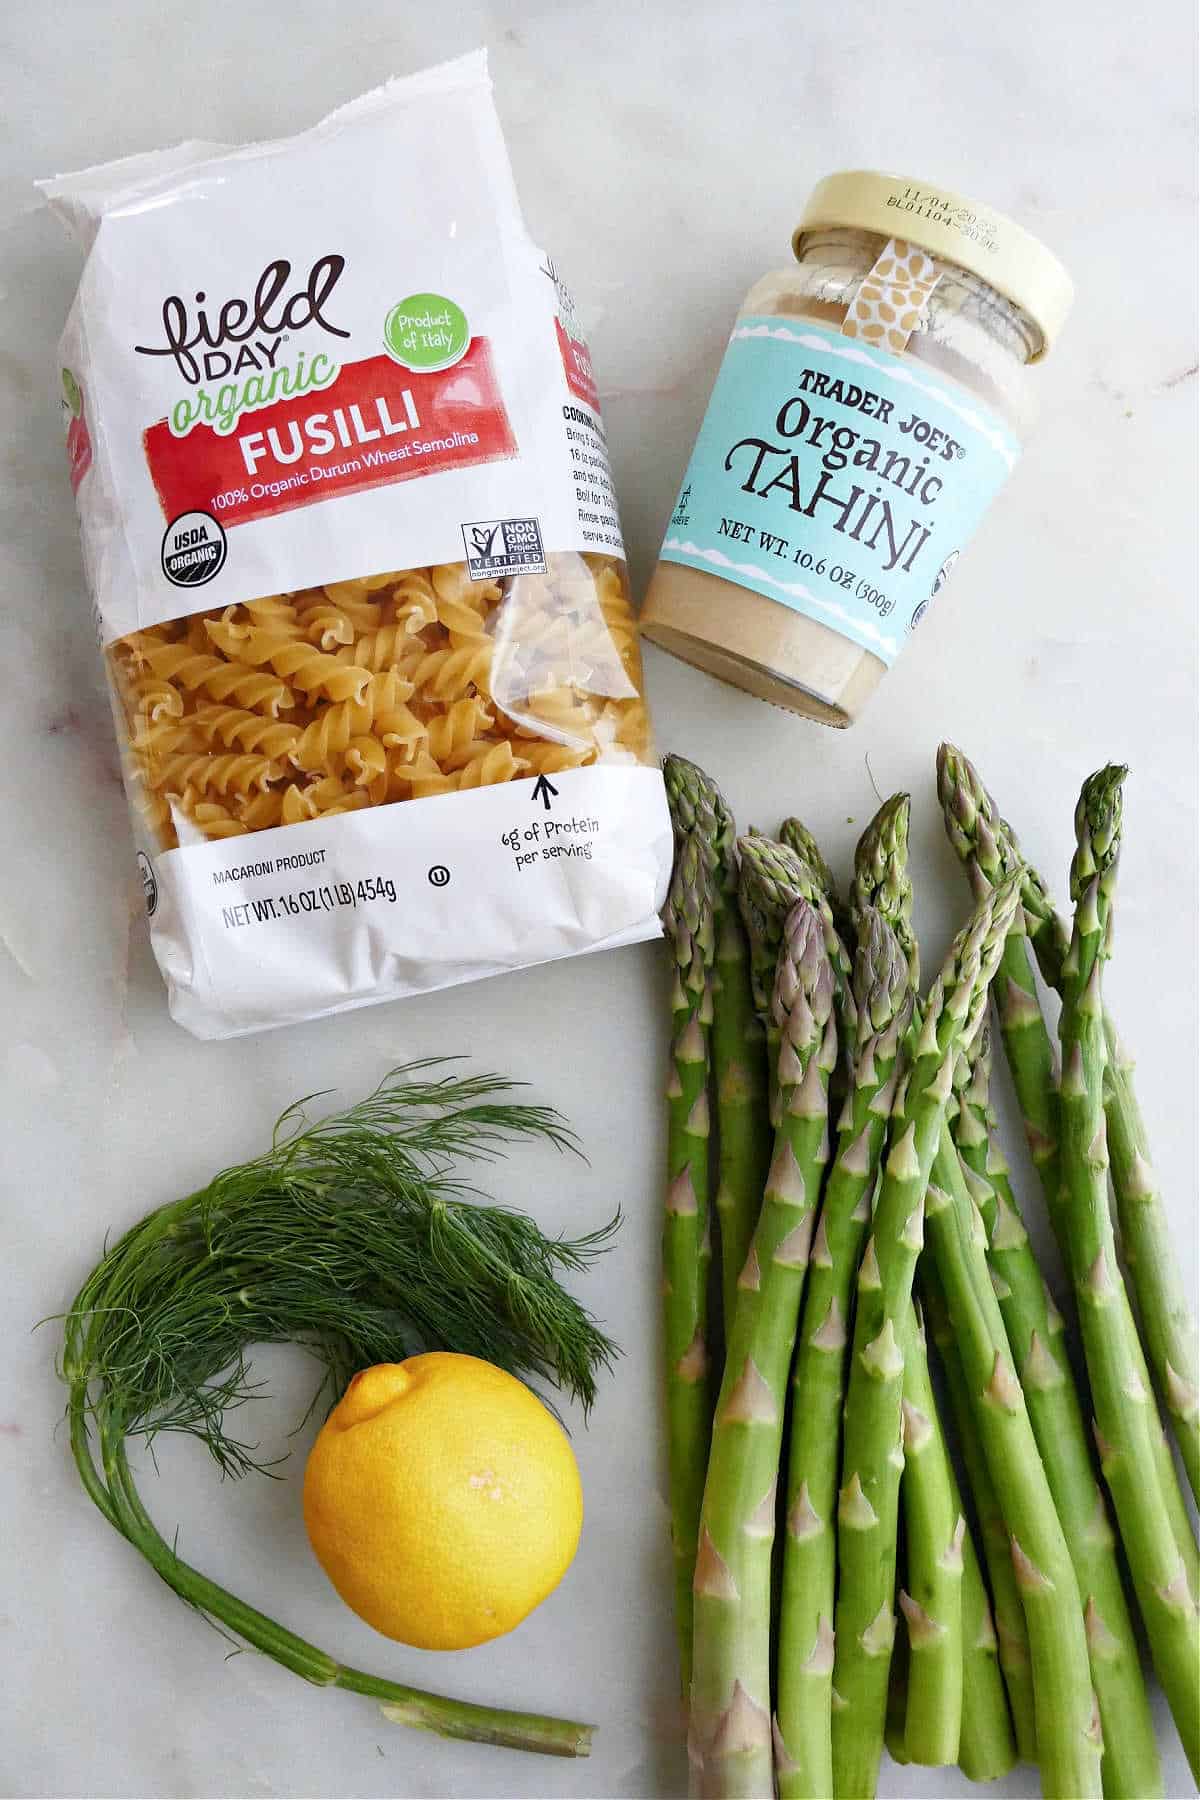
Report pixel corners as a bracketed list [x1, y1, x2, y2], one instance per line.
[61, 1063, 617, 1758]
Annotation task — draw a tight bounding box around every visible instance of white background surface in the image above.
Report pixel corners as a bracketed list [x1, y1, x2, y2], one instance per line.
[1, 3, 1196, 1797]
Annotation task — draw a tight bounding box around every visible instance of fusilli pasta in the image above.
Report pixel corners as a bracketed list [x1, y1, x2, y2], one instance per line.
[110, 553, 654, 849]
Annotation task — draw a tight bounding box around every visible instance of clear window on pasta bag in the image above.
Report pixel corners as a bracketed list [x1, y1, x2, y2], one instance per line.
[111, 555, 655, 845]
[43, 53, 671, 1037]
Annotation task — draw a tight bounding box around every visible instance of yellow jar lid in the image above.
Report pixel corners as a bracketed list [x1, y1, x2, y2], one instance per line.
[793, 170, 1073, 360]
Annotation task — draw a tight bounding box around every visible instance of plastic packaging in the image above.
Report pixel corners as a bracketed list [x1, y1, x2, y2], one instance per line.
[641, 171, 1072, 725]
[41, 53, 670, 1037]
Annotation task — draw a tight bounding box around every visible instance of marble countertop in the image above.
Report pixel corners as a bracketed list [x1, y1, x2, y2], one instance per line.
[2, 2, 1196, 1796]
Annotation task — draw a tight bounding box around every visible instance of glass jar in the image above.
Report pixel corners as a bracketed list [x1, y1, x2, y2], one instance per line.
[640, 172, 1072, 726]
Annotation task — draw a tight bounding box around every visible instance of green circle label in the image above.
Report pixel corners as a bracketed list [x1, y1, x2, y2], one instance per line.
[383, 294, 470, 372]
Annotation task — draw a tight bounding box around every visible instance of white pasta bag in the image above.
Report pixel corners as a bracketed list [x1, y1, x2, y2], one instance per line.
[40, 52, 671, 1038]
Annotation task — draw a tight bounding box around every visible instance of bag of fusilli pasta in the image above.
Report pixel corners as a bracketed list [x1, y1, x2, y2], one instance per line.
[40, 52, 671, 1038]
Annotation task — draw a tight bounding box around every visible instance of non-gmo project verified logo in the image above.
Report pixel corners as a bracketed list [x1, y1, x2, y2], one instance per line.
[461, 516, 546, 580]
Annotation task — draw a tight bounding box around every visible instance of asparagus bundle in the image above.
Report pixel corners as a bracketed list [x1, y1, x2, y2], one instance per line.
[938, 748, 1199, 1596]
[657, 751, 1196, 1800]
[938, 744, 1200, 1504]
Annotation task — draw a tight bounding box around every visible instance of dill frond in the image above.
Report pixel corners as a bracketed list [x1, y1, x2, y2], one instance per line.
[63, 1063, 616, 1475]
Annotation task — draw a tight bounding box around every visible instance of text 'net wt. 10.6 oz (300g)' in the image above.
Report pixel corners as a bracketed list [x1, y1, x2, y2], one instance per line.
[40, 51, 671, 1039]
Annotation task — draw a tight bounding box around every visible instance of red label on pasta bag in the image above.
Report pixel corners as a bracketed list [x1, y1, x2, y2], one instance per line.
[142, 339, 518, 529]
[67, 410, 93, 492]
[555, 318, 599, 411]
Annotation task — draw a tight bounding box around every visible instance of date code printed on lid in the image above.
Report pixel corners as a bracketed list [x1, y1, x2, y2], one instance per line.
[461, 515, 546, 578]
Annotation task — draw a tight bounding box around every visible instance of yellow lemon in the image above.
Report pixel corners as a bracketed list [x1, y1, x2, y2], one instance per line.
[302, 1353, 583, 1650]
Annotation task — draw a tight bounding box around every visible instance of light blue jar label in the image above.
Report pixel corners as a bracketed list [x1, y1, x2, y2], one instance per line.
[659, 317, 1021, 666]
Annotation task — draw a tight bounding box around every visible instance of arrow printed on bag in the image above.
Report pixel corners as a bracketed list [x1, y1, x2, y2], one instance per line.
[532, 775, 559, 811]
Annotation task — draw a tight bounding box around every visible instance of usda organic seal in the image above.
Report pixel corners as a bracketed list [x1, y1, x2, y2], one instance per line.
[161, 510, 227, 588]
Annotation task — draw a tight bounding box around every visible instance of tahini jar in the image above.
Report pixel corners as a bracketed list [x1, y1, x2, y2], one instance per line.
[640, 171, 1072, 725]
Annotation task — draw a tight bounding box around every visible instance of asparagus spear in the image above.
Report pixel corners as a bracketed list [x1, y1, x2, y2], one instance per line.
[850, 794, 920, 988]
[690, 900, 836, 1799]
[775, 818, 860, 1111]
[775, 910, 912, 1799]
[1030, 871, 1200, 1507]
[661, 824, 717, 1697]
[956, 1027, 1163, 1798]
[923, 1273, 1038, 1766]
[831, 1052, 932, 1800]
[885, 1634, 911, 1770]
[664, 756, 771, 1324]
[1057, 768, 1199, 1779]
[737, 834, 857, 1053]
[926, 1350, 1018, 1785]
[830, 872, 1023, 1799]
[1096, 1022, 1199, 1474]
[852, 790, 1024, 1771]
[779, 815, 851, 941]
[925, 1131, 1105, 1800]
[938, 742, 1200, 1504]
[895, 1542, 1015, 1787]
[937, 746, 1199, 1591]
[898, 1302, 965, 1768]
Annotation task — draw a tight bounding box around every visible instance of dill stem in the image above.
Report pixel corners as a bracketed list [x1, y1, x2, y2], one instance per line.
[343, 1672, 595, 1756]
[101, 1413, 336, 1682]
[68, 1387, 120, 1531]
